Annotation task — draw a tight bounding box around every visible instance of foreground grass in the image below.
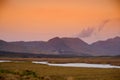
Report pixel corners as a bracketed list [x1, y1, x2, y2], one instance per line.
[0, 62, 120, 80]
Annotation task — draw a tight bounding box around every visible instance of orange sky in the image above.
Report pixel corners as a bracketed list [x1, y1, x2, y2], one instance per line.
[0, 0, 120, 43]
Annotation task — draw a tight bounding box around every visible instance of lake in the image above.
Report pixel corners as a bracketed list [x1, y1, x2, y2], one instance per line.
[32, 61, 120, 68]
[0, 60, 11, 62]
[0, 60, 120, 68]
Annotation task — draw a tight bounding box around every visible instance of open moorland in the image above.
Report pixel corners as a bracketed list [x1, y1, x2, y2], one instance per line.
[0, 57, 120, 80]
[0, 57, 120, 66]
[0, 61, 120, 80]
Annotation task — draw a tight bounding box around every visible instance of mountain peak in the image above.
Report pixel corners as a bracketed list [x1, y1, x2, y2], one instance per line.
[91, 36, 120, 56]
[105, 36, 120, 42]
[0, 40, 6, 42]
[48, 37, 62, 43]
[114, 36, 120, 40]
[52, 37, 60, 39]
[0, 40, 7, 45]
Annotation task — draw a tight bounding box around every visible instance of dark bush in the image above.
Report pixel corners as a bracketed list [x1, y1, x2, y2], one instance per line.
[21, 70, 37, 77]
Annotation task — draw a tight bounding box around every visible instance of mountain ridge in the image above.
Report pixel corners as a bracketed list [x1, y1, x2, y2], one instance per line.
[0, 36, 120, 56]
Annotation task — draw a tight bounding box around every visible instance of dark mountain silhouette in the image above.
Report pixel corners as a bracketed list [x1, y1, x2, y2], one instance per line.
[61, 38, 92, 54]
[9, 37, 91, 56]
[91, 36, 120, 56]
[0, 40, 28, 53]
[0, 36, 120, 56]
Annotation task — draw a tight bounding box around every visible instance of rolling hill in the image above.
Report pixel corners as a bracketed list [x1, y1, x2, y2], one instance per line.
[0, 36, 120, 56]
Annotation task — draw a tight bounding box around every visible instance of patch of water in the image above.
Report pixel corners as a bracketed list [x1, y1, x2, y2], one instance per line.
[0, 60, 11, 62]
[32, 61, 120, 68]
[1, 60, 120, 68]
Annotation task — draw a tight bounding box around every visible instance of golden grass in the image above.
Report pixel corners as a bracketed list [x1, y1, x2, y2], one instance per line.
[0, 57, 120, 66]
[0, 62, 120, 80]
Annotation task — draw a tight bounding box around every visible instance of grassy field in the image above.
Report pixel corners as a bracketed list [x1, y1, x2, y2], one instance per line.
[0, 61, 120, 80]
[0, 57, 120, 66]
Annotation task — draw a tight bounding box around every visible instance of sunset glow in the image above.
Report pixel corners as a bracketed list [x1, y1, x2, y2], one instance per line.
[0, 0, 120, 43]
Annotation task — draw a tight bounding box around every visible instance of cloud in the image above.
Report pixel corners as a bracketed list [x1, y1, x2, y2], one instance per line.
[77, 20, 110, 38]
[98, 20, 110, 32]
[78, 27, 94, 38]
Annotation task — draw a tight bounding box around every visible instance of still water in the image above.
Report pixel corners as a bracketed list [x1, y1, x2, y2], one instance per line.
[0, 60, 120, 68]
[32, 61, 120, 68]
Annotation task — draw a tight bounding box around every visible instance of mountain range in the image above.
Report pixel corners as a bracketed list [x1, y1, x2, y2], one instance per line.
[0, 36, 120, 56]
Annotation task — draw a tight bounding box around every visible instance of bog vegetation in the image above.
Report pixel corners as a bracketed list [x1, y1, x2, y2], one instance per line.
[0, 61, 120, 80]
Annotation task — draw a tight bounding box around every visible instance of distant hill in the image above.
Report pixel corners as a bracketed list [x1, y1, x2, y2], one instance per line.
[10, 37, 92, 56]
[91, 36, 120, 56]
[0, 36, 120, 56]
[0, 40, 27, 53]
